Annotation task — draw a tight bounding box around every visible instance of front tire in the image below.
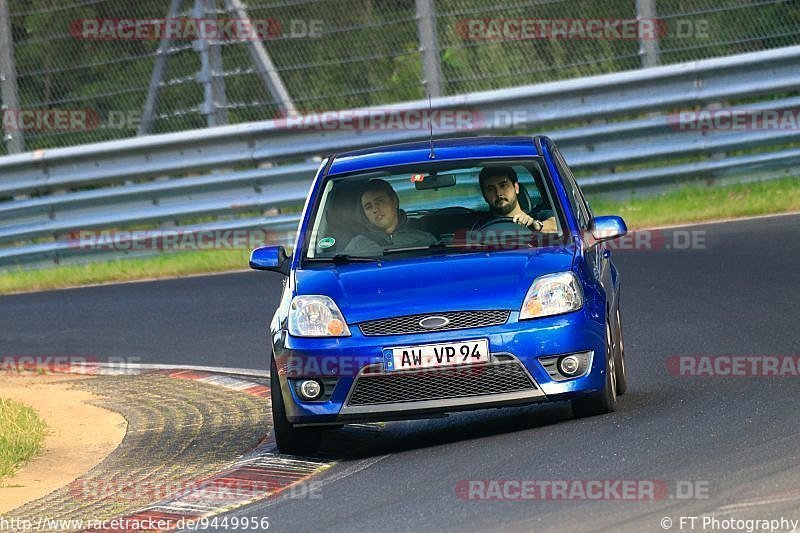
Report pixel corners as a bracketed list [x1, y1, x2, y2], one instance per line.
[571, 320, 618, 418]
[613, 305, 628, 395]
[270, 357, 323, 455]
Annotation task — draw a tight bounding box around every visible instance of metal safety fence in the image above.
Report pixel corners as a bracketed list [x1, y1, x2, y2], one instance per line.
[2, 0, 800, 154]
[0, 45, 799, 268]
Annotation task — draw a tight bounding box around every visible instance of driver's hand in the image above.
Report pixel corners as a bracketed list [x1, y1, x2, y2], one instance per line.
[512, 213, 536, 228]
[541, 217, 557, 233]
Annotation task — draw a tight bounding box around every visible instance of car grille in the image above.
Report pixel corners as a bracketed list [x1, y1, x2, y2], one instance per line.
[347, 361, 535, 406]
[358, 310, 510, 336]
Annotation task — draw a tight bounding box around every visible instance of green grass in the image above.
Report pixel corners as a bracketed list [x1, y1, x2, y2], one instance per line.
[0, 249, 252, 295]
[0, 177, 798, 295]
[0, 398, 48, 481]
[589, 177, 800, 228]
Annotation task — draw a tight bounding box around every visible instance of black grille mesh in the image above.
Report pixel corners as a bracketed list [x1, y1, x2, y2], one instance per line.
[347, 362, 535, 406]
[359, 310, 510, 336]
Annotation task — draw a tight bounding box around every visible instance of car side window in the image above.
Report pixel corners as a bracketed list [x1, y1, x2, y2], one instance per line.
[553, 148, 591, 230]
[569, 164, 595, 221]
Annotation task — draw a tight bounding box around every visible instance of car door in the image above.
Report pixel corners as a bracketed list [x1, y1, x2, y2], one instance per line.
[551, 146, 616, 314]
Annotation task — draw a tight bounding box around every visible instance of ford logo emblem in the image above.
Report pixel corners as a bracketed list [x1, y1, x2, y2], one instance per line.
[419, 316, 450, 330]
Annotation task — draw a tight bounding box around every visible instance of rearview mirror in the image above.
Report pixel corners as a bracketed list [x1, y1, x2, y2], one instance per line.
[591, 216, 628, 242]
[413, 174, 456, 190]
[250, 246, 291, 276]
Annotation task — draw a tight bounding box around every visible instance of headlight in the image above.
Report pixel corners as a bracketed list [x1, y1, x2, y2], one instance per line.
[288, 295, 351, 337]
[520, 272, 583, 319]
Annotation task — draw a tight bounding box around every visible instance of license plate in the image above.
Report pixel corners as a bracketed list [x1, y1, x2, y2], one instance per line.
[384, 339, 490, 372]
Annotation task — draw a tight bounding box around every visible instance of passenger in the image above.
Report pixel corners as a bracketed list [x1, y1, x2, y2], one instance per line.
[478, 166, 557, 232]
[344, 179, 437, 254]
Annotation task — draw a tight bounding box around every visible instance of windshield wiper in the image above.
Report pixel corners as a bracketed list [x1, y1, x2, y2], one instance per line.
[382, 242, 461, 255]
[306, 254, 382, 264]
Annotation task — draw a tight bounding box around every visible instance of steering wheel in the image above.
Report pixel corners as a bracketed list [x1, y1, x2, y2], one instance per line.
[436, 206, 474, 215]
[475, 216, 533, 234]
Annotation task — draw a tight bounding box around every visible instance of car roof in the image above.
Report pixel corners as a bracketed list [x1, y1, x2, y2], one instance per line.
[327, 135, 543, 176]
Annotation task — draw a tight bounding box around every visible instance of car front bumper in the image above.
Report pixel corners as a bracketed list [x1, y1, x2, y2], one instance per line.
[272, 307, 608, 425]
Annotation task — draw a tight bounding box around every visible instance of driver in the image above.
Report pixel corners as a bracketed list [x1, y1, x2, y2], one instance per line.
[478, 166, 557, 232]
[344, 179, 437, 254]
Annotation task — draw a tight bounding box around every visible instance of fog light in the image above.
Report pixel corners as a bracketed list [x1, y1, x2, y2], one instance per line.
[559, 355, 581, 376]
[298, 379, 322, 400]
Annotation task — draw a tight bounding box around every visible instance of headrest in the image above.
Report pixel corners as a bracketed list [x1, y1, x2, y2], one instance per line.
[326, 182, 364, 227]
[516, 182, 533, 213]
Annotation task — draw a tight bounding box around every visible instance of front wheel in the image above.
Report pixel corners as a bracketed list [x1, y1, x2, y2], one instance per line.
[270, 357, 323, 455]
[613, 305, 628, 395]
[571, 320, 618, 418]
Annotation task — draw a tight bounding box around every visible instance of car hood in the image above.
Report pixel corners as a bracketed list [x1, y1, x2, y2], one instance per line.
[295, 247, 576, 324]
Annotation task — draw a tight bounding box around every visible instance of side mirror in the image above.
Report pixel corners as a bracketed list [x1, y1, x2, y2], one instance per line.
[591, 216, 628, 242]
[250, 246, 291, 276]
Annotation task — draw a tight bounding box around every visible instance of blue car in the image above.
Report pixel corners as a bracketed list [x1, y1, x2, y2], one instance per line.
[251, 136, 629, 455]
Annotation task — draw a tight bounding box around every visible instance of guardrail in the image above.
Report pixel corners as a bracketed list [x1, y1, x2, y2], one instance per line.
[2, 45, 800, 268]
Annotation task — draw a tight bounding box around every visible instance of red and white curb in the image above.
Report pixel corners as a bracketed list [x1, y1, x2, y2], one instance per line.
[165, 369, 271, 399]
[40, 363, 334, 533]
[85, 446, 330, 532]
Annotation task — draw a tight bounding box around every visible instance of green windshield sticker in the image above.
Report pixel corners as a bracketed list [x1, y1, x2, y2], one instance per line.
[318, 237, 336, 249]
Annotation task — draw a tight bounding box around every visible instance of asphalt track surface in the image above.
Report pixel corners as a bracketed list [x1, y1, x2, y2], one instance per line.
[2, 214, 800, 532]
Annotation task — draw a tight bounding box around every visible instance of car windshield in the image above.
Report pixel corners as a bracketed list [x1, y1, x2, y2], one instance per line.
[303, 158, 565, 261]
